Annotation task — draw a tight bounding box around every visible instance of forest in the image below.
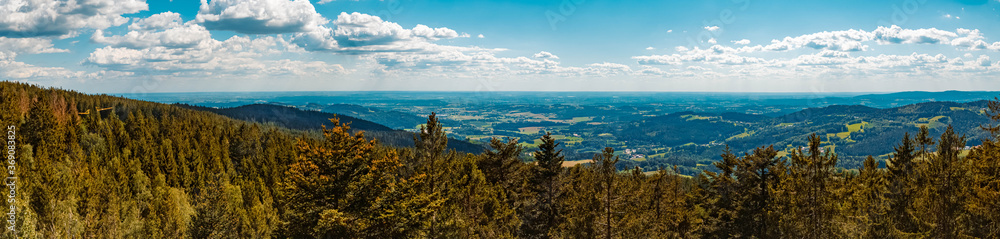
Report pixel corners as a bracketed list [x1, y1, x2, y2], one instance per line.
[1, 81, 999, 238]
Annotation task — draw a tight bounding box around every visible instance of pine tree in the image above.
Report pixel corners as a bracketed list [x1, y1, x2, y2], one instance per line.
[733, 146, 785, 238]
[410, 112, 453, 237]
[923, 126, 968, 238]
[522, 132, 564, 238]
[281, 118, 420, 238]
[785, 134, 839, 238]
[885, 132, 925, 236]
[558, 164, 598, 238]
[703, 147, 740, 238]
[593, 147, 621, 239]
[854, 156, 891, 238]
[965, 96, 1000, 238]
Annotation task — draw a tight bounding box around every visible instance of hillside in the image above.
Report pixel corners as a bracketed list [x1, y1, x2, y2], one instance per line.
[2, 82, 999, 238]
[306, 103, 428, 130]
[177, 103, 484, 153]
[610, 100, 992, 170]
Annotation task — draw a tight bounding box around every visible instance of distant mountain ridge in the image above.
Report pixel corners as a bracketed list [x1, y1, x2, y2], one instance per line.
[177, 103, 485, 153]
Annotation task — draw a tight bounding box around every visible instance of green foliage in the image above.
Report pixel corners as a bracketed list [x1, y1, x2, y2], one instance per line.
[785, 134, 840, 238]
[2, 82, 999, 238]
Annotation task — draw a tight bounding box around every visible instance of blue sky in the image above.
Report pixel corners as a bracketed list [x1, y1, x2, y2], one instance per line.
[1, 0, 999, 93]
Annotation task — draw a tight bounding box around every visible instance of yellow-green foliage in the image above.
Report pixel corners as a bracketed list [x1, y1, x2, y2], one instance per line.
[680, 114, 714, 121]
[519, 127, 543, 134]
[727, 128, 755, 141]
[571, 116, 594, 122]
[915, 116, 949, 128]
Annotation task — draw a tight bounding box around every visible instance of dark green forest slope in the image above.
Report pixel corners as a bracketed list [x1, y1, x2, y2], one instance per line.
[608, 100, 991, 173]
[1, 82, 998, 238]
[176, 103, 484, 153]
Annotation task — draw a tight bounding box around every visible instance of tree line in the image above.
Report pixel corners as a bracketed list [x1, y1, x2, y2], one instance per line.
[0, 82, 998, 238]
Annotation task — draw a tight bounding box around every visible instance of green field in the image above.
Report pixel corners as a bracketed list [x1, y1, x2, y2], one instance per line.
[518, 127, 543, 134]
[571, 116, 594, 123]
[681, 114, 713, 121]
[727, 128, 755, 141]
[915, 116, 949, 128]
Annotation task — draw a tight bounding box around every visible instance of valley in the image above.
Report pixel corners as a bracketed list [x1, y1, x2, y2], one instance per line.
[126, 91, 999, 175]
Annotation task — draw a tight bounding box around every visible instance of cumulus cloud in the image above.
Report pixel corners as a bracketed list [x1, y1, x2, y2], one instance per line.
[0, 59, 88, 79]
[0, 37, 69, 55]
[760, 28, 872, 52]
[85, 35, 347, 77]
[86, 13, 345, 78]
[732, 39, 750, 45]
[92, 23, 213, 49]
[872, 25, 956, 44]
[292, 12, 466, 53]
[0, 0, 147, 38]
[533, 51, 559, 59]
[704, 26, 720, 31]
[196, 0, 327, 34]
[629, 25, 1000, 82]
[633, 45, 770, 66]
[978, 55, 991, 67]
[129, 12, 183, 31]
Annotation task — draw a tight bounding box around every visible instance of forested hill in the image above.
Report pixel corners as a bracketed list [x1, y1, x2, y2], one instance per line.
[2, 82, 1000, 238]
[611, 100, 991, 171]
[177, 103, 484, 153]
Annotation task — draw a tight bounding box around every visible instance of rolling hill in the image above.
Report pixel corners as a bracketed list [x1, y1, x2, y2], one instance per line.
[177, 103, 485, 153]
[608, 100, 992, 169]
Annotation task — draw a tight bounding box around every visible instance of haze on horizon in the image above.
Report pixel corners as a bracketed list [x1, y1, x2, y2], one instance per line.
[1, 0, 1000, 93]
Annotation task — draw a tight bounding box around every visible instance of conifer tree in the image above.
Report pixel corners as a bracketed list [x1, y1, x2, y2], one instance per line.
[702, 147, 740, 238]
[785, 134, 839, 238]
[414, 112, 450, 237]
[854, 156, 891, 238]
[522, 132, 564, 238]
[886, 132, 925, 236]
[965, 96, 1000, 238]
[593, 147, 621, 239]
[558, 165, 598, 238]
[923, 126, 968, 238]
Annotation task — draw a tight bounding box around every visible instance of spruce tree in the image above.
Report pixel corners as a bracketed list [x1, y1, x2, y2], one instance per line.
[522, 132, 564, 238]
[965, 96, 1000, 238]
[786, 134, 839, 238]
[924, 126, 968, 238]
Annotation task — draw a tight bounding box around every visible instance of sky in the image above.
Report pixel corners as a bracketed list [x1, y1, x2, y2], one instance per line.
[1, 0, 1000, 93]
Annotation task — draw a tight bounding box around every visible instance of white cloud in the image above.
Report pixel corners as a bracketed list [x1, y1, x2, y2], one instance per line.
[978, 55, 991, 67]
[761, 28, 872, 52]
[708, 38, 717, 44]
[732, 39, 750, 45]
[317, 0, 335, 4]
[478, 34, 485, 38]
[0, 0, 147, 38]
[86, 16, 345, 78]
[0, 37, 68, 55]
[533, 51, 559, 59]
[0, 59, 87, 79]
[872, 25, 955, 44]
[704, 26, 720, 31]
[196, 0, 327, 34]
[129, 12, 183, 31]
[92, 23, 213, 49]
[292, 12, 466, 53]
[667, 29, 673, 33]
[646, 47, 655, 50]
